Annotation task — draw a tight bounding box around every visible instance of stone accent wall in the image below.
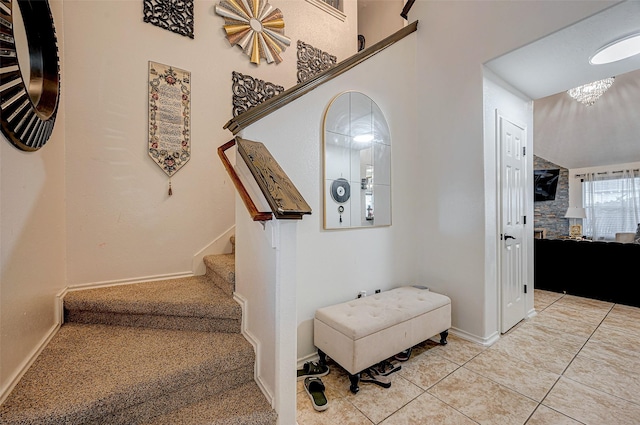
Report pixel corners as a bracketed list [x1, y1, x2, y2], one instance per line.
[534, 156, 569, 239]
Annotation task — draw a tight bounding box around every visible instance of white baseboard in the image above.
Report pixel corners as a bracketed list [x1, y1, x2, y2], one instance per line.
[234, 292, 274, 407]
[192, 226, 236, 276]
[297, 352, 320, 369]
[450, 327, 501, 347]
[0, 322, 60, 404]
[57, 286, 69, 324]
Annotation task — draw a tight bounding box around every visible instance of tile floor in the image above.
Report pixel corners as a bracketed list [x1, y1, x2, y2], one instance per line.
[296, 289, 640, 424]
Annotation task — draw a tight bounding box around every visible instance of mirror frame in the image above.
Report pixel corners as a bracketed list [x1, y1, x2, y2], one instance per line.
[1, 0, 60, 151]
[322, 91, 392, 229]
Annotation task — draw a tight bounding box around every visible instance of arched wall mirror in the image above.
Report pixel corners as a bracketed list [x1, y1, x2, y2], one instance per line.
[0, 0, 60, 151]
[323, 91, 391, 229]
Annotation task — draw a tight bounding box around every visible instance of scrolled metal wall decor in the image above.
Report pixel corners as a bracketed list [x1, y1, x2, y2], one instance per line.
[143, 0, 194, 39]
[0, 0, 61, 151]
[296, 40, 336, 84]
[232, 71, 283, 117]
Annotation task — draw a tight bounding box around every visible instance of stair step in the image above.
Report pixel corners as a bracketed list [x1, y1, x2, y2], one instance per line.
[64, 276, 242, 333]
[143, 381, 277, 425]
[0, 323, 256, 425]
[1, 240, 275, 424]
[204, 253, 235, 296]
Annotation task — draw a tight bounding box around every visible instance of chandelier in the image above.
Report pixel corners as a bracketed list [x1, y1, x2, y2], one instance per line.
[567, 77, 615, 106]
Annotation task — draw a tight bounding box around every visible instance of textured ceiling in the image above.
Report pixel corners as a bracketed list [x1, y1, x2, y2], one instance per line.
[485, 1, 640, 169]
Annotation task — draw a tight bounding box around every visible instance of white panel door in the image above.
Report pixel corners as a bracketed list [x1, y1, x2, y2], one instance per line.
[499, 114, 527, 332]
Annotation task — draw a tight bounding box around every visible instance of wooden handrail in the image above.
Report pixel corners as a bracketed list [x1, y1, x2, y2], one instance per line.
[401, 0, 415, 20]
[218, 139, 273, 222]
[223, 20, 418, 135]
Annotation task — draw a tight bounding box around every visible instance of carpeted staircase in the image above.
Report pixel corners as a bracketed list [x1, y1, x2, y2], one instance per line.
[0, 238, 278, 425]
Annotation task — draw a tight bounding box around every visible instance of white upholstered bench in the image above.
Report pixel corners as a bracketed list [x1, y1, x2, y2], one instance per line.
[314, 286, 451, 393]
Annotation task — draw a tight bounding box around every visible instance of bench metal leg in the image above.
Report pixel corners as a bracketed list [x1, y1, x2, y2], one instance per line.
[349, 373, 360, 394]
[317, 349, 327, 366]
[440, 330, 449, 345]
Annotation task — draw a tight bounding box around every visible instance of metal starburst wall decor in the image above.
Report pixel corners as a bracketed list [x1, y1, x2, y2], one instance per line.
[215, 0, 291, 65]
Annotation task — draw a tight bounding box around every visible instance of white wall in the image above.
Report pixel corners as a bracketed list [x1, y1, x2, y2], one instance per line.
[358, 0, 405, 47]
[240, 31, 419, 360]
[406, 0, 614, 343]
[0, 0, 66, 399]
[62, 0, 357, 287]
[483, 69, 536, 334]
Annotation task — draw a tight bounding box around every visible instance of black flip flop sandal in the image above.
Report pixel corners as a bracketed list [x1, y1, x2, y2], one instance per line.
[360, 367, 391, 388]
[375, 359, 402, 376]
[297, 361, 329, 381]
[304, 377, 329, 411]
[394, 347, 412, 362]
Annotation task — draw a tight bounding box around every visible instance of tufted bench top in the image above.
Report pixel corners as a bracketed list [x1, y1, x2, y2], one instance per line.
[315, 286, 451, 340]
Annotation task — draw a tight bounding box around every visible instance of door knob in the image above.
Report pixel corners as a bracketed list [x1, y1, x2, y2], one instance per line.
[504, 234, 515, 240]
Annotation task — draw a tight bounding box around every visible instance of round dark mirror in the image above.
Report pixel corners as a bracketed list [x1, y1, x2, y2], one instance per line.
[1, 0, 60, 151]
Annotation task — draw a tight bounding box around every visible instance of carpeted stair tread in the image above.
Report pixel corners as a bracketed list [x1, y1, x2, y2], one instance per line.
[0, 323, 255, 425]
[142, 381, 277, 425]
[204, 253, 235, 284]
[64, 275, 241, 319]
[204, 253, 236, 296]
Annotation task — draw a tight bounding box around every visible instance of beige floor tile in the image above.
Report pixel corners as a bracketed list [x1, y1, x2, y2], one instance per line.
[397, 349, 460, 390]
[465, 348, 559, 401]
[552, 294, 613, 315]
[297, 393, 374, 425]
[602, 305, 640, 337]
[525, 405, 582, 425]
[428, 367, 538, 425]
[490, 331, 576, 375]
[426, 334, 486, 365]
[537, 302, 607, 328]
[506, 321, 586, 354]
[589, 322, 640, 353]
[533, 290, 563, 311]
[563, 353, 640, 404]
[345, 375, 423, 424]
[543, 377, 640, 425]
[578, 339, 640, 371]
[379, 392, 478, 425]
[609, 303, 640, 319]
[296, 298, 640, 425]
[528, 308, 598, 339]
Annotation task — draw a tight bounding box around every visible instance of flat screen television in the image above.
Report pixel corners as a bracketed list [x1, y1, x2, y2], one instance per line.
[534, 169, 560, 201]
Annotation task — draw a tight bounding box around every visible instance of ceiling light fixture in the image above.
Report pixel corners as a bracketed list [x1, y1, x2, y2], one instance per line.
[590, 33, 640, 65]
[567, 77, 615, 106]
